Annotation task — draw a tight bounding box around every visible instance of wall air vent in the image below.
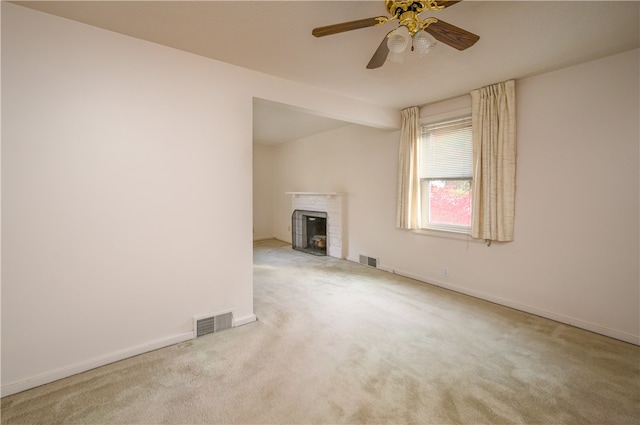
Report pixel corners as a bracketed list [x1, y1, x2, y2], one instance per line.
[194, 311, 233, 338]
[359, 255, 378, 268]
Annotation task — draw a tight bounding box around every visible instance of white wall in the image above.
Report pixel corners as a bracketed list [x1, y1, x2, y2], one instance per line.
[1, 3, 253, 395]
[265, 49, 640, 344]
[1, 3, 398, 395]
[253, 143, 275, 240]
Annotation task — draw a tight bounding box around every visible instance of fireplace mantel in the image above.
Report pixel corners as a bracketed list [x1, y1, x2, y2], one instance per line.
[286, 192, 346, 197]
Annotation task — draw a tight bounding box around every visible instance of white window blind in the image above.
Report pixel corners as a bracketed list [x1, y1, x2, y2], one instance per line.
[420, 116, 472, 179]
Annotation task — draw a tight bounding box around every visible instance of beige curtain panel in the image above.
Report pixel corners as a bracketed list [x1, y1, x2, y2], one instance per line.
[471, 80, 517, 242]
[396, 106, 421, 229]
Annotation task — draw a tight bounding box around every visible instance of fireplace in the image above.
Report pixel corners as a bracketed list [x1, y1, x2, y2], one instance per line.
[287, 192, 346, 259]
[292, 210, 327, 256]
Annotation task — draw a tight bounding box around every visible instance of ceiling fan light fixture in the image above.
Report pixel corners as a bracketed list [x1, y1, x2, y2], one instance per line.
[387, 25, 410, 53]
[413, 30, 437, 56]
[387, 49, 407, 64]
[311, 0, 480, 69]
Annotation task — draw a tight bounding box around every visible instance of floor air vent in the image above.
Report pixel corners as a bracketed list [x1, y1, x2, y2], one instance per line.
[359, 255, 378, 268]
[194, 311, 233, 338]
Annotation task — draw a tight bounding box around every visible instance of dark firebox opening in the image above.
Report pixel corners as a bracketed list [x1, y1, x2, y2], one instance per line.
[291, 210, 327, 256]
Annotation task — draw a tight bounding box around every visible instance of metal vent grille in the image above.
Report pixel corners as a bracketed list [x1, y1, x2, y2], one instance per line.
[196, 316, 216, 337]
[359, 255, 378, 268]
[195, 311, 233, 338]
[214, 312, 233, 332]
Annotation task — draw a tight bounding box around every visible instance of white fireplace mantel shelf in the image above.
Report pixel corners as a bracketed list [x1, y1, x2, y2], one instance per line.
[286, 192, 346, 197]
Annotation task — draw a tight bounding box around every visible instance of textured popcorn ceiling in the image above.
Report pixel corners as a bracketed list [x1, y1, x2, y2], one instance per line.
[15, 1, 640, 142]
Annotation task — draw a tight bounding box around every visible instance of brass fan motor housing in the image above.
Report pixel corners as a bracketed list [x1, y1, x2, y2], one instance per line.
[384, 0, 445, 17]
[385, 1, 443, 35]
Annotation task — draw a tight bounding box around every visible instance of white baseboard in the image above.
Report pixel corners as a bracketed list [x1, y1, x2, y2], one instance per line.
[347, 256, 639, 346]
[1, 332, 193, 397]
[3, 313, 260, 397]
[391, 267, 640, 346]
[253, 236, 276, 242]
[234, 314, 257, 327]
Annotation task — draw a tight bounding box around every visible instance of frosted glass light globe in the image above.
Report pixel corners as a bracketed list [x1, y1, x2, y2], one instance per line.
[413, 30, 436, 56]
[387, 26, 410, 54]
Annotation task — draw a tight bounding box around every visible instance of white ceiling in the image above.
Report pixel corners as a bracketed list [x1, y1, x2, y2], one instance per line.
[15, 1, 640, 144]
[253, 99, 352, 145]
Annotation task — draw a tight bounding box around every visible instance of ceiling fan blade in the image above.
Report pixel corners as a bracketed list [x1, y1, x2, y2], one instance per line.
[425, 19, 479, 50]
[435, 0, 462, 8]
[366, 33, 392, 69]
[312, 17, 386, 37]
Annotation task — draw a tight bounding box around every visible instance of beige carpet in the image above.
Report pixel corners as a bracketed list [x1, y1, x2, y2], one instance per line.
[2, 239, 639, 424]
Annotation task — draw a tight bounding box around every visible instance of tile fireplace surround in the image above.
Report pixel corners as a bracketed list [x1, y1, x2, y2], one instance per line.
[287, 192, 346, 259]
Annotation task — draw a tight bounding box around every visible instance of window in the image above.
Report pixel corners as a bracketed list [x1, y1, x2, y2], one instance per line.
[419, 116, 473, 233]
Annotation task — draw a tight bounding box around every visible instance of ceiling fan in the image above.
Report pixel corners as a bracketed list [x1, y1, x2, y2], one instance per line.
[312, 0, 479, 69]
